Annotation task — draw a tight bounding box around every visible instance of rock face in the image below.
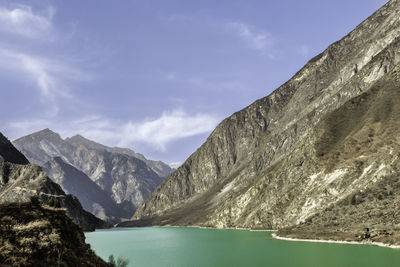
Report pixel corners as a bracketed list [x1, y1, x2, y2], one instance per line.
[66, 134, 173, 178]
[277, 172, 400, 245]
[0, 132, 108, 231]
[42, 157, 130, 223]
[0, 200, 109, 266]
[13, 129, 169, 221]
[131, 0, 400, 233]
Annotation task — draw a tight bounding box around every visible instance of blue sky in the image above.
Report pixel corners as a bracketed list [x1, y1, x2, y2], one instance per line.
[0, 0, 388, 164]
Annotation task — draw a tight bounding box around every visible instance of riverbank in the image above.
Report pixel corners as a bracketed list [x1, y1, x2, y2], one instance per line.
[164, 224, 276, 232]
[272, 233, 400, 249]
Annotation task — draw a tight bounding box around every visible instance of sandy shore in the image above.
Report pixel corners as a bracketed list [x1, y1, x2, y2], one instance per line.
[272, 233, 400, 249]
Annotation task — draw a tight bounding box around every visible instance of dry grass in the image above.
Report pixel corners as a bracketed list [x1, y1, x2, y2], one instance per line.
[0, 201, 110, 266]
[13, 219, 50, 231]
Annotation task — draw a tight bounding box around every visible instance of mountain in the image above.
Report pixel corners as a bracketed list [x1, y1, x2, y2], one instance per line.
[0, 132, 108, 231]
[42, 157, 130, 223]
[0, 200, 109, 266]
[169, 162, 182, 170]
[13, 129, 168, 221]
[66, 134, 173, 178]
[129, 0, 400, 241]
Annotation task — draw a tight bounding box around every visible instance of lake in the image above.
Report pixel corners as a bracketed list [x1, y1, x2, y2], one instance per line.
[85, 227, 400, 267]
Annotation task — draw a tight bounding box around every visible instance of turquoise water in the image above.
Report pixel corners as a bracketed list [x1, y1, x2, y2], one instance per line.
[85, 227, 400, 267]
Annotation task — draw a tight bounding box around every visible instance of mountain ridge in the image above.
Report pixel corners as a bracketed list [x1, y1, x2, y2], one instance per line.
[13, 129, 169, 222]
[128, 0, 400, 239]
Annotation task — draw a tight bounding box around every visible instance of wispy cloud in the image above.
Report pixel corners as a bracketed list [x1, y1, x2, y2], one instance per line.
[225, 22, 274, 56]
[0, 4, 55, 39]
[119, 109, 219, 150]
[0, 48, 90, 114]
[0, 3, 90, 116]
[7, 109, 220, 151]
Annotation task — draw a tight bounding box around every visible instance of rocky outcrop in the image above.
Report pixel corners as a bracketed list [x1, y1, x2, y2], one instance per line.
[130, 0, 400, 233]
[0, 132, 108, 231]
[0, 200, 110, 266]
[13, 129, 167, 221]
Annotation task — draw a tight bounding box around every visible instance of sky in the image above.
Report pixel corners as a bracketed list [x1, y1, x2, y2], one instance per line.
[0, 0, 388, 164]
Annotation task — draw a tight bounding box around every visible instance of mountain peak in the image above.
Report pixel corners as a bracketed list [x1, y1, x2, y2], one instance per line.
[35, 128, 61, 138]
[14, 128, 62, 143]
[68, 134, 88, 141]
[65, 134, 108, 151]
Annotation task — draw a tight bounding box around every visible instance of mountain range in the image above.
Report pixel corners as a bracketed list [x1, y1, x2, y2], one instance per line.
[13, 129, 173, 223]
[0, 132, 107, 231]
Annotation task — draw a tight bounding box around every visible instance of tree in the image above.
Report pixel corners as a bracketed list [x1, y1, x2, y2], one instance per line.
[108, 254, 129, 267]
[108, 254, 115, 266]
[116, 257, 129, 267]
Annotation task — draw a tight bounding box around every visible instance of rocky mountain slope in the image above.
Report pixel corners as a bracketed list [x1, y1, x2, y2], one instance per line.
[13, 129, 168, 221]
[43, 157, 130, 223]
[0, 199, 110, 266]
[0, 133, 108, 231]
[66, 134, 173, 178]
[130, 0, 400, 238]
[277, 171, 400, 245]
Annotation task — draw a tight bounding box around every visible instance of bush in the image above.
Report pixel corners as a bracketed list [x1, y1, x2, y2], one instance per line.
[48, 198, 61, 208]
[30, 196, 40, 206]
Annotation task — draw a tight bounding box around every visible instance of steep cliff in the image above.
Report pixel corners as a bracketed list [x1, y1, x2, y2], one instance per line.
[130, 0, 400, 232]
[14, 129, 167, 221]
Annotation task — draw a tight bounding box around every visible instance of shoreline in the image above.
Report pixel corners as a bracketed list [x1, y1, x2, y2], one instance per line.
[104, 225, 400, 249]
[163, 224, 276, 232]
[112, 223, 275, 232]
[272, 233, 400, 249]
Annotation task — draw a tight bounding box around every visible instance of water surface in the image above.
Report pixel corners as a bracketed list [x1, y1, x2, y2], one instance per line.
[85, 227, 400, 267]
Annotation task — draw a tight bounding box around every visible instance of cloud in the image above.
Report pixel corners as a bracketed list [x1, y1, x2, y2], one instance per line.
[7, 109, 220, 151]
[0, 48, 90, 115]
[0, 4, 55, 39]
[225, 22, 274, 56]
[120, 109, 219, 150]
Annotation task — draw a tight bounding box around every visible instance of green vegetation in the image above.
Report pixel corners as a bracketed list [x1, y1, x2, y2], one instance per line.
[48, 197, 61, 208]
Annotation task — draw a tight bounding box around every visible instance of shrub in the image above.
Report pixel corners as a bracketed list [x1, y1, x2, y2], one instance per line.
[30, 196, 40, 206]
[48, 198, 61, 208]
